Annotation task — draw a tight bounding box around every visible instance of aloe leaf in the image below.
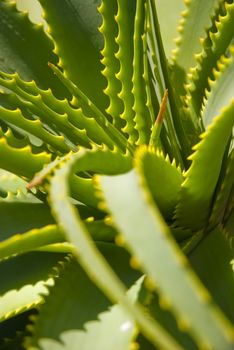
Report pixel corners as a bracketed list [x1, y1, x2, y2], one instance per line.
[147, 292, 197, 350]
[0, 75, 115, 150]
[0, 217, 118, 261]
[132, 0, 152, 144]
[100, 170, 234, 349]
[0, 252, 63, 322]
[135, 146, 183, 220]
[48, 152, 183, 350]
[29, 147, 132, 208]
[115, 0, 137, 143]
[0, 107, 70, 154]
[171, 0, 220, 94]
[27, 247, 142, 350]
[186, 1, 234, 117]
[0, 0, 66, 97]
[85, 219, 117, 242]
[98, 0, 124, 130]
[155, 0, 185, 58]
[38, 0, 107, 111]
[0, 225, 63, 260]
[0, 136, 51, 179]
[175, 100, 234, 230]
[189, 227, 234, 324]
[0, 170, 27, 195]
[0, 125, 41, 151]
[147, 0, 188, 165]
[0, 195, 55, 242]
[210, 149, 234, 227]
[202, 47, 234, 127]
[49, 63, 132, 154]
[0, 72, 94, 150]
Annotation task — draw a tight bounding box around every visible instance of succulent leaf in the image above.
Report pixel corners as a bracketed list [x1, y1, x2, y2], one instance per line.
[202, 47, 234, 127]
[0, 252, 63, 322]
[100, 169, 234, 349]
[171, 0, 221, 95]
[135, 146, 183, 220]
[48, 151, 183, 350]
[175, 100, 234, 230]
[0, 0, 66, 97]
[0, 0, 233, 348]
[27, 249, 142, 350]
[38, 0, 107, 111]
[186, 0, 234, 117]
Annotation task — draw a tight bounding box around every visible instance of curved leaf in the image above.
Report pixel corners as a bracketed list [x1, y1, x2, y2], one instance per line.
[0, 225, 63, 260]
[0, 136, 51, 179]
[135, 146, 183, 220]
[132, 0, 152, 144]
[189, 227, 234, 324]
[98, 0, 124, 130]
[175, 100, 234, 230]
[48, 151, 183, 350]
[115, 0, 137, 142]
[27, 247, 142, 350]
[155, 0, 185, 58]
[202, 47, 234, 127]
[0, 252, 63, 322]
[0, 0, 66, 97]
[38, 0, 107, 111]
[100, 169, 234, 349]
[186, 1, 234, 117]
[171, 0, 220, 94]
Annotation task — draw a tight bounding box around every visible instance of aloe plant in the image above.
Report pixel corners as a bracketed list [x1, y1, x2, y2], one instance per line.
[0, 0, 233, 349]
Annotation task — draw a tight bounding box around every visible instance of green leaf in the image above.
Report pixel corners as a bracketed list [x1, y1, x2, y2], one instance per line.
[48, 151, 183, 350]
[0, 0, 66, 97]
[155, 0, 185, 58]
[0, 252, 63, 322]
[0, 136, 51, 179]
[202, 47, 234, 127]
[100, 169, 234, 349]
[147, 292, 197, 350]
[0, 71, 93, 150]
[175, 100, 234, 230]
[38, 0, 107, 111]
[48, 64, 133, 153]
[114, 0, 137, 143]
[0, 72, 118, 150]
[189, 227, 234, 324]
[0, 106, 70, 154]
[186, 1, 234, 117]
[171, 0, 220, 94]
[27, 247, 142, 350]
[132, 0, 152, 144]
[29, 147, 132, 208]
[0, 225, 63, 260]
[209, 148, 234, 227]
[98, 0, 125, 130]
[0, 189, 55, 242]
[0, 170, 27, 195]
[135, 146, 183, 220]
[147, 0, 188, 165]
